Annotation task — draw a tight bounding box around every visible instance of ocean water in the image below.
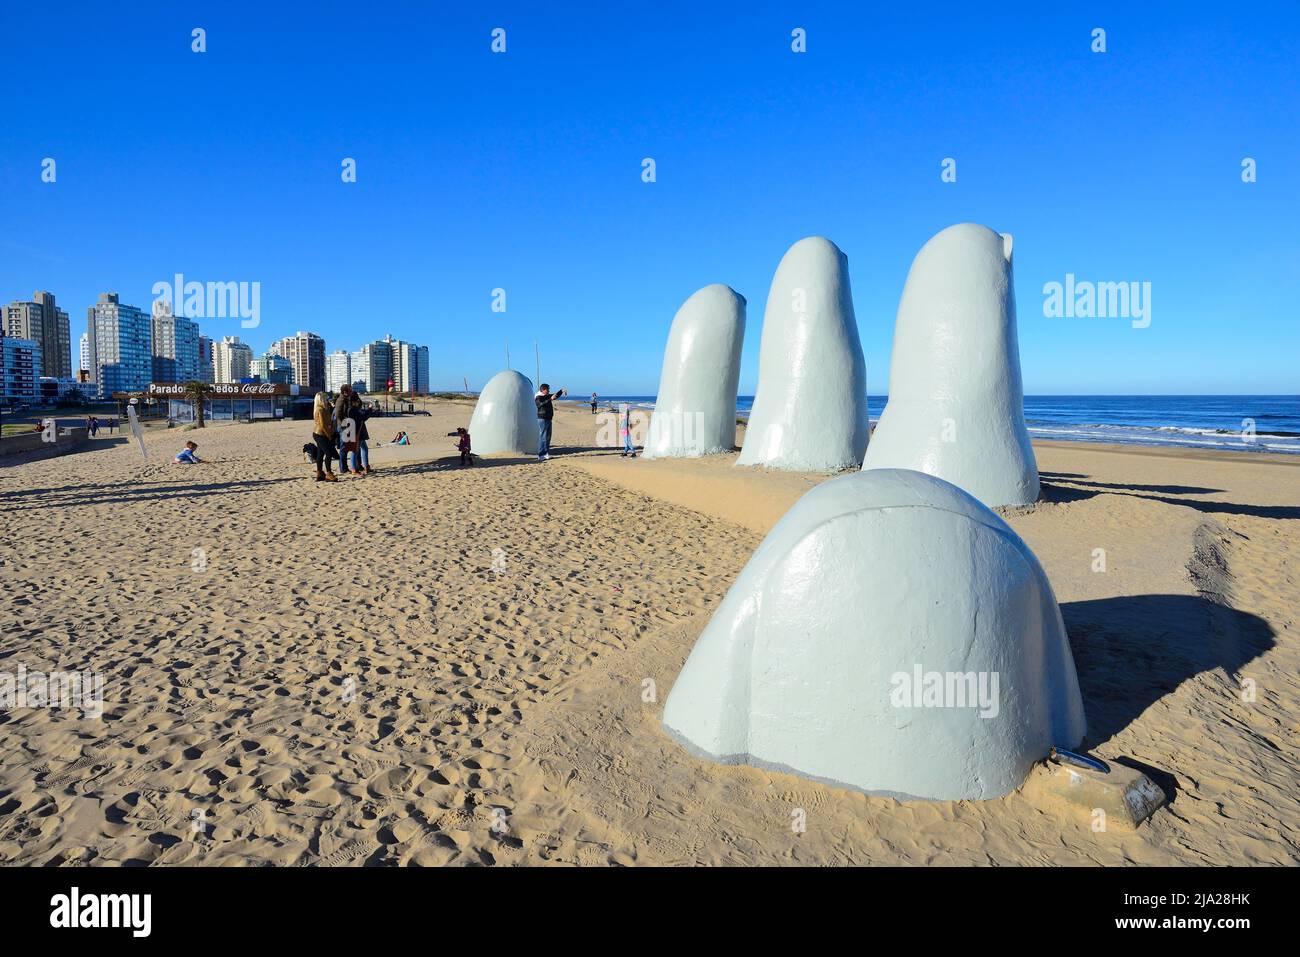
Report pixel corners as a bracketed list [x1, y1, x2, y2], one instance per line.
[1020, 395, 1300, 455]
[567, 394, 1300, 455]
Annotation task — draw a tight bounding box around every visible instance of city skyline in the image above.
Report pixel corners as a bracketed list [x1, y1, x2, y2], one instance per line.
[4, 275, 1297, 402]
[2, 280, 461, 397]
[0, 281, 439, 402]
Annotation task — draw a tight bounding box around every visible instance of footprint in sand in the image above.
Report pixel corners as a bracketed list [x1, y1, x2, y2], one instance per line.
[312, 836, 380, 867]
[292, 775, 341, 808]
[366, 766, 418, 799]
[152, 840, 203, 866]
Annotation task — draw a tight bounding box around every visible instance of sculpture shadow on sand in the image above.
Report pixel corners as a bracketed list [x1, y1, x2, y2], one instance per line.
[1061, 593, 1274, 751]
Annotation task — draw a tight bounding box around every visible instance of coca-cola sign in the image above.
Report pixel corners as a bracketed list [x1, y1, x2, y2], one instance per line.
[147, 382, 295, 397]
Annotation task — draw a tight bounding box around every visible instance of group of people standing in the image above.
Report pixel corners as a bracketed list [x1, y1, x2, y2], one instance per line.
[84, 415, 118, 436]
[306, 382, 617, 476]
[310, 384, 373, 482]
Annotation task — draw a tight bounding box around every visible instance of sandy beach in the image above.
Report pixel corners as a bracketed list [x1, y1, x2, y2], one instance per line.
[0, 400, 1296, 866]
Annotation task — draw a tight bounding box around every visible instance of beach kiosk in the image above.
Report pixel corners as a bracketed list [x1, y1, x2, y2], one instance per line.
[119, 381, 319, 423]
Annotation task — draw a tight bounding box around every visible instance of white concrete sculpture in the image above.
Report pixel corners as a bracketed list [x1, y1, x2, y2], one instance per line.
[644, 284, 746, 459]
[468, 370, 536, 455]
[662, 468, 1086, 801]
[864, 223, 1039, 506]
[736, 236, 869, 471]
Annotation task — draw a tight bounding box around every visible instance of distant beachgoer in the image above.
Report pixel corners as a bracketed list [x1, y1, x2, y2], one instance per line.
[312, 392, 339, 482]
[87, 416, 99, 437]
[590, 392, 598, 414]
[387, 430, 409, 446]
[348, 394, 373, 475]
[173, 441, 202, 464]
[535, 383, 566, 461]
[620, 405, 637, 458]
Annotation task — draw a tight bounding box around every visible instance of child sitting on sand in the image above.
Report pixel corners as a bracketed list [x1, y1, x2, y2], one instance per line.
[173, 441, 202, 464]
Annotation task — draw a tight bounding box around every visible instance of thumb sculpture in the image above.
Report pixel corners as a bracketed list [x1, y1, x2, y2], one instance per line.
[644, 284, 747, 459]
[736, 237, 869, 471]
[662, 468, 1086, 801]
[864, 223, 1039, 507]
[468, 370, 536, 455]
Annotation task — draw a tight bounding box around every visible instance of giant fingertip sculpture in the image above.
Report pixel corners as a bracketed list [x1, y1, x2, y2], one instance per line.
[644, 284, 746, 459]
[736, 236, 869, 471]
[864, 223, 1039, 506]
[662, 468, 1086, 801]
[469, 370, 536, 455]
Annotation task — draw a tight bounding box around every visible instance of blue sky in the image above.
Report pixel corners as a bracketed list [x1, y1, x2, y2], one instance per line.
[2, 2, 1297, 395]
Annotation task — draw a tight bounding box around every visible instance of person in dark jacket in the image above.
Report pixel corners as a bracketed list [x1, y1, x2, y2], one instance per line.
[534, 383, 566, 461]
[334, 384, 355, 473]
[348, 394, 373, 475]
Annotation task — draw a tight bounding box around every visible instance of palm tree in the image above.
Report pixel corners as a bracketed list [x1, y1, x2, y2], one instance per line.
[182, 381, 215, 428]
